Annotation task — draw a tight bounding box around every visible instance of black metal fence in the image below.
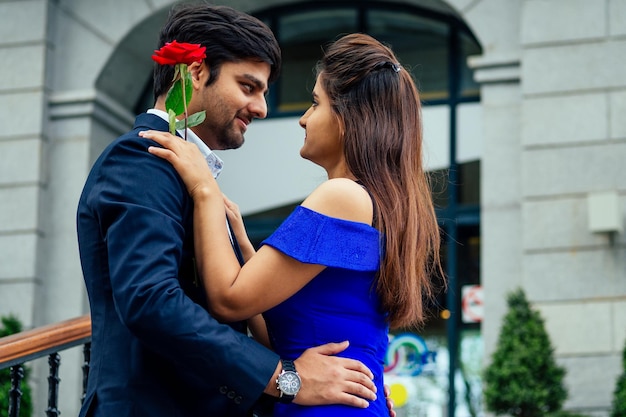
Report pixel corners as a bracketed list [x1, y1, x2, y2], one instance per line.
[0, 316, 91, 417]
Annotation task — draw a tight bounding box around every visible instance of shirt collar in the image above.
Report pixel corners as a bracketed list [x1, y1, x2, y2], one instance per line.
[147, 109, 224, 179]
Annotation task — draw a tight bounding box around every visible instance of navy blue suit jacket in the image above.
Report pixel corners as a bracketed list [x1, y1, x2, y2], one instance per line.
[76, 113, 279, 417]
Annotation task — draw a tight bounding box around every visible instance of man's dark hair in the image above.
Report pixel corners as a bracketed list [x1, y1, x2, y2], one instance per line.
[153, 3, 281, 100]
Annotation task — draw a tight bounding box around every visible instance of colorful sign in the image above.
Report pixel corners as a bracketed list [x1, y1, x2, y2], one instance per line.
[384, 333, 436, 376]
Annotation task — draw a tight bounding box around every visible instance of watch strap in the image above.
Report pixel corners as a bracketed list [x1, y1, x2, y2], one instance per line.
[281, 359, 296, 373]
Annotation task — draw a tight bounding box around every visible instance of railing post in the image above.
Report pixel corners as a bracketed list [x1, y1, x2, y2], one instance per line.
[81, 342, 91, 403]
[46, 353, 61, 417]
[8, 364, 24, 417]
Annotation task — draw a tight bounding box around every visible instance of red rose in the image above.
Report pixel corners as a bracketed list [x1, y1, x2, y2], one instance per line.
[152, 41, 207, 66]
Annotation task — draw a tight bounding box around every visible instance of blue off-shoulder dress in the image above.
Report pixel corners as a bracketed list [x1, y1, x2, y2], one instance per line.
[261, 205, 389, 416]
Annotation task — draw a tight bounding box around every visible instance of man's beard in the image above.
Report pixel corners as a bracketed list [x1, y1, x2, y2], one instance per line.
[215, 122, 245, 150]
[214, 111, 251, 150]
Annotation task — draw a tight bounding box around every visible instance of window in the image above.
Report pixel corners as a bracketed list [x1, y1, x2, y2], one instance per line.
[255, 2, 481, 115]
[368, 10, 450, 100]
[276, 9, 357, 113]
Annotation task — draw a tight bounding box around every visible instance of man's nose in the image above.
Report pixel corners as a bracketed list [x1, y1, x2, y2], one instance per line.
[250, 95, 268, 119]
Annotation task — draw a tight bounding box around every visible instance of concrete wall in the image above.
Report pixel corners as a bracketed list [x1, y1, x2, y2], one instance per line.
[518, 0, 626, 412]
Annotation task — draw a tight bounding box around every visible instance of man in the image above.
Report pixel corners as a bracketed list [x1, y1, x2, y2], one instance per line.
[77, 4, 381, 417]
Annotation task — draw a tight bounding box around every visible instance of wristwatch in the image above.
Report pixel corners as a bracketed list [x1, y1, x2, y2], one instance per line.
[276, 359, 301, 403]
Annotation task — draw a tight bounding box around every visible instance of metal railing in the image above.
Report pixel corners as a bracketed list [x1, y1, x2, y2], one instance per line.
[0, 315, 91, 417]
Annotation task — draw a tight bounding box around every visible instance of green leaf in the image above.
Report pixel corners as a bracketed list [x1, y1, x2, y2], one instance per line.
[164, 64, 193, 117]
[168, 109, 177, 135]
[165, 81, 184, 116]
[175, 111, 206, 130]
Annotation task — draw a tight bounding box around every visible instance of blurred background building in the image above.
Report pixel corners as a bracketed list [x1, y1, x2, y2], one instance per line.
[0, 0, 624, 416]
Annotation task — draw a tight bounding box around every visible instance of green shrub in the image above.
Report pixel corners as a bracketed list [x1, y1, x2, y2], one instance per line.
[612, 339, 626, 417]
[0, 315, 32, 417]
[483, 288, 567, 417]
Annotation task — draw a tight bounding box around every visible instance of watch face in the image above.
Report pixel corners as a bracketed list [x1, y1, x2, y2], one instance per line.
[278, 371, 301, 395]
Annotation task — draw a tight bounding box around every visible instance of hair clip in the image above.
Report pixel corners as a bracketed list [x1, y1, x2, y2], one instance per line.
[374, 61, 402, 73]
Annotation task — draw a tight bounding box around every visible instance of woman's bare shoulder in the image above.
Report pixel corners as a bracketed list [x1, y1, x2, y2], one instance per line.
[301, 178, 373, 225]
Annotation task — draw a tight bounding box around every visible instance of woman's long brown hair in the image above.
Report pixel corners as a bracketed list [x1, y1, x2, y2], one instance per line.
[318, 33, 443, 329]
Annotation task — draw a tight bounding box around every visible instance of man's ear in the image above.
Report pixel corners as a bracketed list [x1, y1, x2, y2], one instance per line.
[188, 61, 208, 90]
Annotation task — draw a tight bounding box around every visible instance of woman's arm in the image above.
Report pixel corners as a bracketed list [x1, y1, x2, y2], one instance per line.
[143, 130, 321, 320]
[223, 196, 268, 344]
[191, 190, 324, 320]
[222, 196, 271, 346]
[223, 194, 256, 261]
[248, 314, 271, 348]
[143, 129, 372, 322]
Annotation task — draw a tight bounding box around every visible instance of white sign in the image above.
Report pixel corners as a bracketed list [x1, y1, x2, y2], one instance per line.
[461, 285, 483, 323]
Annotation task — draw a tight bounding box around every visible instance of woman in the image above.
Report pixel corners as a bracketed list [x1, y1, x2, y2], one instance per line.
[142, 33, 442, 416]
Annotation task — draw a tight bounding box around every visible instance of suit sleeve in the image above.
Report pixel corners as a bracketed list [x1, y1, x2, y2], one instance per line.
[85, 133, 278, 413]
